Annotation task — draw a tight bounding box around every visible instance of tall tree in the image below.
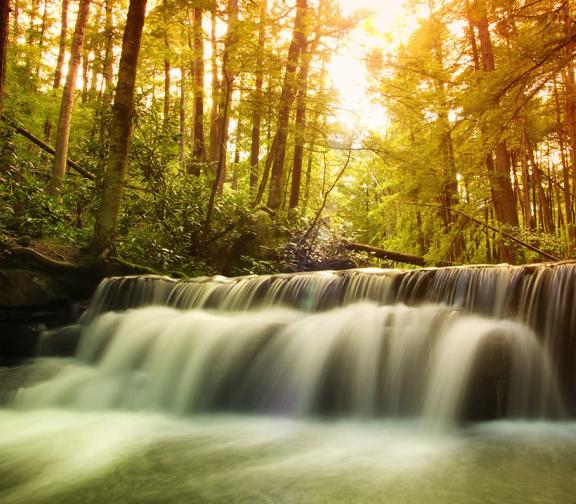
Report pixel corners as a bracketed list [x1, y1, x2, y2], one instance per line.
[91, 0, 148, 255]
[0, 0, 8, 114]
[53, 0, 70, 90]
[162, 0, 171, 130]
[33, 0, 49, 88]
[204, 0, 239, 232]
[102, 0, 114, 95]
[249, 0, 267, 195]
[47, 0, 91, 195]
[179, 62, 186, 170]
[209, 3, 220, 167]
[189, 5, 206, 173]
[474, 11, 519, 261]
[266, 0, 308, 211]
[44, 0, 69, 144]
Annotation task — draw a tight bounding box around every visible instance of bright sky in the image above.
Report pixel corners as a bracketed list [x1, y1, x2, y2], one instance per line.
[329, 0, 415, 134]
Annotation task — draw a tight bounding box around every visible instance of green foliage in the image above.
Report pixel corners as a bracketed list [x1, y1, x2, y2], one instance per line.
[116, 175, 256, 275]
[0, 161, 92, 244]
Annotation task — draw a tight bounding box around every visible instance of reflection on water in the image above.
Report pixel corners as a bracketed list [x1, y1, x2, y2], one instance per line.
[0, 410, 574, 504]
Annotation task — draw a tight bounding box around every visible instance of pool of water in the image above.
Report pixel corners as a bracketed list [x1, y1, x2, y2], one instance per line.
[0, 410, 574, 504]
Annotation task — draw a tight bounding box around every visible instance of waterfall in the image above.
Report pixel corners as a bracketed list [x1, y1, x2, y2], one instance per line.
[3, 265, 575, 503]
[75, 263, 576, 403]
[21, 294, 565, 426]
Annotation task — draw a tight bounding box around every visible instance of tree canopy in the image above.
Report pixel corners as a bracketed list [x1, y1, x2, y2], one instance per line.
[1, 0, 575, 275]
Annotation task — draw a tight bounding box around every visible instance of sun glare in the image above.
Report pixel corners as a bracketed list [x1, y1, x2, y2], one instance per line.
[329, 0, 416, 133]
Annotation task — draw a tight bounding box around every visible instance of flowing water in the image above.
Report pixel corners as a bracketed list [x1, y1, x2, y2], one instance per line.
[1, 265, 576, 503]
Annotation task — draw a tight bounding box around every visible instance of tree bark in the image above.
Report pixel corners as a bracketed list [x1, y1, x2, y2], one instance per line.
[346, 242, 428, 267]
[189, 6, 206, 173]
[54, 0, 69, 89]
[179, 63, 186, 170]
[476, 16, 518, 224]
[528, 146, 554, 233]
[91, 0, 147, 255]
[562, 1, 576, 248]
[474, 11, 519, 262]
[266, 0, 308, 210]
[0, 0, 8, 115]
[45, 0, 70, 143]
[12, 0, 19, 41]
[209, 4, 220, 168]
[34, 0, 49, 88]
[249, 0, 267, 195]
[554, 79, 574, 240]
[48, 0, 91, 195]
[81, 46, 90, 102]
[163, 2, 171, 132]
[102, 0, 114, 93]
[429, 18, 462, 260]
[204, 0, 239, 233]
[289, 35, 313, 209]
[4, 117, 94, 180]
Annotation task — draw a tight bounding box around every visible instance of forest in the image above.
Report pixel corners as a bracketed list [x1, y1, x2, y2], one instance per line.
[0, 0, 575, 278]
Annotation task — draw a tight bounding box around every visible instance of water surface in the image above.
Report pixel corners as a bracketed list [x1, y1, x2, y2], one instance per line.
[0, 410, 574, 504]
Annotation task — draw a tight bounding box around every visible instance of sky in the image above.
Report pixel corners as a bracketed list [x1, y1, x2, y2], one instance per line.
[329, 0, 416, 133]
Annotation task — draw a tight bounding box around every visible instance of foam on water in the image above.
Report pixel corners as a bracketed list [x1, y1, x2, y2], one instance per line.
[16, 302, 564, 426]
[3, 265, 576, 502]
[0, 409, 575, 504]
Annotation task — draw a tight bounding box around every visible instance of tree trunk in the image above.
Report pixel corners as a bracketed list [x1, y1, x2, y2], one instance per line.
[213, 0, 238, 194]
[53, 0, 69, 89]
[91, 0, 147, 255]
[289, 41, 311, 209]
[429, 17, 462, 260]
[179, 63, 186, 170]
[163, 36, 170, 130]
[204, 0, 239, 233]
[45, 0, 70, 143]
[0, 0, 8, 115]
[48, 0, 91, 196]
[189, 6, 206, 173]
[232, 116, 241, 190]
[554, 79, 574, 240]
[26, 0, 38, 46]
[13, 0, 19, 41]
[254, 133, 278, 206]
[476, 16, 518, 225]
[81, 47, 90, 102]
[474, 11, 518, 262]
[102, 0, 114, 93]
[209, 4, 220, 168]
[266, 0, 308, 210]
[302, 53, 328, 213]
[519, 130, 533, 229]
[34, 0, 49, 88]
[562, 1, 576, 248]
[528, 147, 554, 233]
[249, 0, 267, 196]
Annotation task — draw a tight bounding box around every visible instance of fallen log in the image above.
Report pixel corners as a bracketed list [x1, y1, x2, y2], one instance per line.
[345, 242, 452, 267]
[1, 115, 95, 181]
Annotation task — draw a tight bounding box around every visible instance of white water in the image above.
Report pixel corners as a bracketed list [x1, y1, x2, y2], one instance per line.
[3, 267, 576, 502]
[17, 303, 563, 424]
[0, 409, 575, 504]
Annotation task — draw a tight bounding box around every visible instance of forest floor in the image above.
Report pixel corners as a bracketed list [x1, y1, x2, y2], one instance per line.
[1, 236, 82, 264]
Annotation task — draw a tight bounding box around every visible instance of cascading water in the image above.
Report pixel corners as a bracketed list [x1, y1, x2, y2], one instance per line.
[17, 303, 564, 424]
[1, 264, 575, 503]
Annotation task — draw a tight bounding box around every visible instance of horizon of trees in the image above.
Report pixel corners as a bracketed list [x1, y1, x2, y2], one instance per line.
[1, 0, 576, 273]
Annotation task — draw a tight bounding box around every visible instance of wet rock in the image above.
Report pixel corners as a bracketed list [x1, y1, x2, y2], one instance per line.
[0, 300, 75, 365]
[0, 269, 67, 306]
[300, 258, 357, 271]
[37, 324, 83, 357]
